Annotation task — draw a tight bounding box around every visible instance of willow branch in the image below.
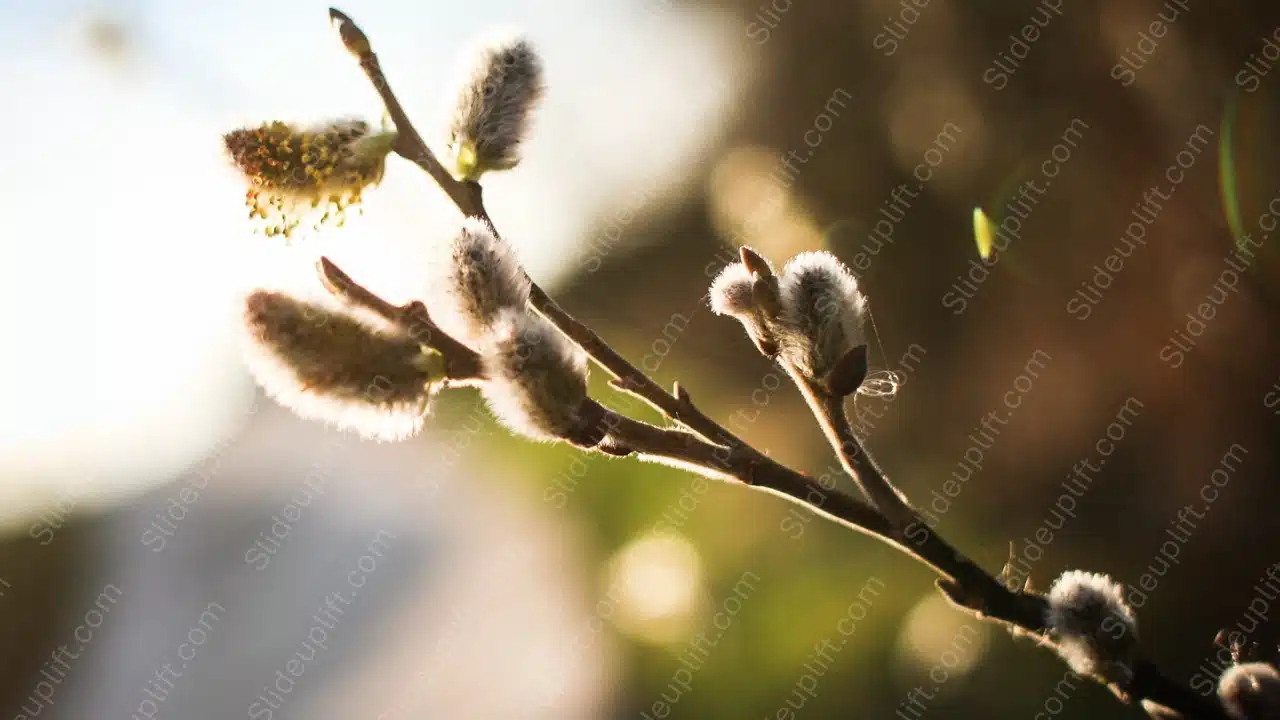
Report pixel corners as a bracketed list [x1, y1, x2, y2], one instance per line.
[787, 368, 916, 528]
[315, 254, 979, 594]
[324, 9, 1232, 718]
[328, 9, 484, 217]
[589, 403, 1031, 588]
[317, 256, 484, 383]
[327, 7, 740, 450]
[785, 367, 1229, 718]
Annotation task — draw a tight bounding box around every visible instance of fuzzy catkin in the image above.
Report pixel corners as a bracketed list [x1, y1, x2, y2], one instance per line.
[432, 218, 531, 344]
[1045, 570, 1138, 679]
[775, 251, 867, 380]
[445, 31, 544, 179]
[709, 259, 780, 357]
[481, 309, 588, 441]
[1219, 662, 1280, 720]
[223, 119, 395, 238]
[241, 291, 441, 441]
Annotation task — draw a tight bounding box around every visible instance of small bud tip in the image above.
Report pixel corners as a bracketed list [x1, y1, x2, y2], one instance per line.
[453, 140, 480, 181]
[329, 8, 371, 57]
[739, 246, 773, 278]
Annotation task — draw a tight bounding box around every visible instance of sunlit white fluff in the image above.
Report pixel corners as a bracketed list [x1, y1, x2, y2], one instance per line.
[481, 308, 588, 441]
[240, 291, 442, 441]
[429, 217, 531, 345]
[775, 251, 867, 380]
[1045, 570, 1138, 679]
[445, 29, 545, 180]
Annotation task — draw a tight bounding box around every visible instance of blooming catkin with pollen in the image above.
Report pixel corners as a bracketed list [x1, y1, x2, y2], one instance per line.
[431, 217, 531, 345]
[241, 291, 444, 441]
[481, 308, 589, 441]
[1045, 570, 1138, 679]
[445, 30, 544, 180]
[1218, 662, 1280, 720]
[775, 251, 867, 380]
[223, 119, 395, 238]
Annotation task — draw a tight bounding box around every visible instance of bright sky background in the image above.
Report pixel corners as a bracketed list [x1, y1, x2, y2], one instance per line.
[0, 0, 745, 528]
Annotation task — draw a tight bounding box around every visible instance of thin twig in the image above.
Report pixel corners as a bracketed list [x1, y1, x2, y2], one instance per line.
[781, 366, 1231, 716]
[328, 9, 484, 217]
[588, 402, 1035, 591]
[787, 367, 916, 529]
[316, 255, 984, 595]
[597, 404, 890, 530]
[785, 364, 1045, 615]
[317, 256, 485, 383]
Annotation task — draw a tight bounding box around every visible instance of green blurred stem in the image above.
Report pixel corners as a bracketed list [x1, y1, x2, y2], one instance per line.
[326, 9, 1231, 718]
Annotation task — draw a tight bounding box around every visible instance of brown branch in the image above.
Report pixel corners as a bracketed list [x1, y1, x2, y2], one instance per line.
[788, 368, 916, 529]
[317, 256, 484, 383]
[788, 364, 1046, 620]
[587, 402, 1047, 593]
[328, 9, 484, 217]
[316, 252, 984, 597]
[322, 9, 1232, 719]
[327, 7, 741, 451]
[783, 363, 1230, 718]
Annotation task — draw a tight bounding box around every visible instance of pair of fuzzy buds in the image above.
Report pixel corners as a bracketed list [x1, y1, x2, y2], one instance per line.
[431, 219, 593, 445]
[1044, 570, 1140, 686]
[239, 219, 597, 447]
[710, 247, 869, 396]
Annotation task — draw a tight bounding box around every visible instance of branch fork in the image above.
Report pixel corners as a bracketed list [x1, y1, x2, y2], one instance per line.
[228, 10, 1249, 718]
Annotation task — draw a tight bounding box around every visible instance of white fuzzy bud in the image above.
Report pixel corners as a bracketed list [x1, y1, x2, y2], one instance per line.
[481, 309, 589, 441]
[709, 251, 785, 357]
[445, 30, 544, 180]
[1045, 570, 1139, 680]
[1219, 662, 1280, 720]
[240, 291, 444, 441]
[430, 217, 531, 344]
[709, 262, 756, 318]
[775, 251, 867, 380]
